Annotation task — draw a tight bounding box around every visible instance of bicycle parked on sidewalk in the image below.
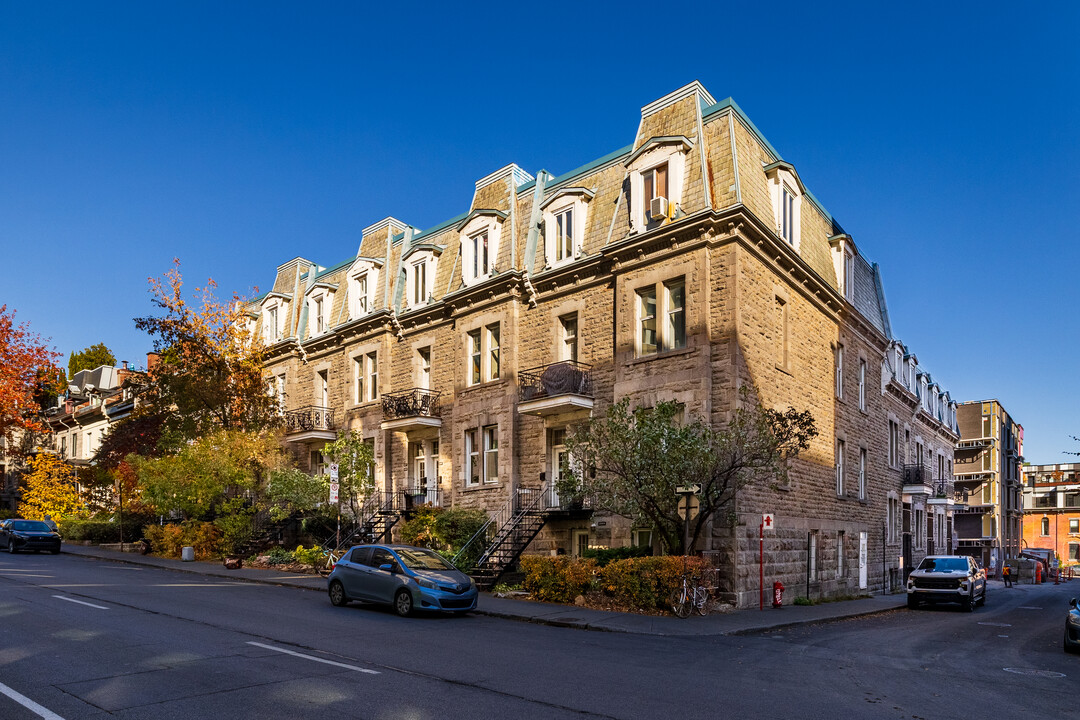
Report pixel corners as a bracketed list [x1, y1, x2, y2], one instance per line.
[669, 569, 710, 618]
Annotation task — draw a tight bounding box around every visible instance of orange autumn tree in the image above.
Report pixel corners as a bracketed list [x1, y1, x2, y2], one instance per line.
[0, 305, 62, 451]
[134, 260, 278, 445]
[19, 453, 84, 520]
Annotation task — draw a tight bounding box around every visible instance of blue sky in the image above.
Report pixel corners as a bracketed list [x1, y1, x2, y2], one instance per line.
[1, 2, 1076, 462]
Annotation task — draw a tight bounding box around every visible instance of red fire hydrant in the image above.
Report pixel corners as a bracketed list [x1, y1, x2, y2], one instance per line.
[773, 581, 784, 608]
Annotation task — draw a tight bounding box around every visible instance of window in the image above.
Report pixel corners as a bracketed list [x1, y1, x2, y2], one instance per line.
[265, 306, 279, 342]
[632, 528, 653, 549]
[775, 295, 788, 368]
[471, 230, 490, 279]
[887, 497, 900, 543]
[642, 163, 668, 215]
[843, 251, 854, 301]
[270, 373, 285, 413]
[1042, 517, 1050, 536]
[354, 273, 369, 316]
[353, 352, 378, 403]
[353, 356, 363, 404]
[636, 278, 686, 356]
[315, 297, 324, 334]
[554, 207, 574, 262]
[310, 450, 326, 476]
[1071, 519, 1079, 534]
[780, 186, 795, 243]
[417, 346, 431, 390]
[837, 531, 845, 578]
[835, 439, 845, 496]
[365, 352, 378, 401]
[408, 260, 425, 306]
[1070, 543, 1080, 562]
[858, 359, 866, 411]
[466, 323, 501, 385]
[560, 314, 578, 363]
[835, 344, 844, 399]
[317, 370, 328, 407]
[915, 506, 926, 549]
[888, 420, 900, 468]
[859, 448, 867, 500]
[465, 429, 480, 486]
[483, 425, 499, 484]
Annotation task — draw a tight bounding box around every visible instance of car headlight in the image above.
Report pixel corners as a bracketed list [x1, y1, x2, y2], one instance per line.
[415, 577, 438, 590]
[1068, 614, 1080, 627]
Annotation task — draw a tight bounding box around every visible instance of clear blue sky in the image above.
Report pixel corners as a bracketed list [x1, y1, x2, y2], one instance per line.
[2, 2, 1076, 462]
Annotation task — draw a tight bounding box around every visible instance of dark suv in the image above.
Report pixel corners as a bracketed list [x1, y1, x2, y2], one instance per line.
[907, 555, 986, 611]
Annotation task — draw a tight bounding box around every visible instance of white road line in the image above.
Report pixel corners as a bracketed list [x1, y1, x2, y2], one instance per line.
[0, 680, 67, 720]
[52, 595, 108, 610]
[246, 641, 379, 674]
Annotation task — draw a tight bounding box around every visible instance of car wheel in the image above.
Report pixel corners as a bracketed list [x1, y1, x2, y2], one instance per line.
[907, 594, 919, 609]
[978, 588, 986, 607]
[7, 542, 15, 554]
[394, 589, 413, 617]
[50, 548, 60, 555]
[962, 591, 973, 612]
[328, 580, 349, 607]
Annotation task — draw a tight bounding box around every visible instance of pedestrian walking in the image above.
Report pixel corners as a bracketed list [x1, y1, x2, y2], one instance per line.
[1003, 564, 1012, 588]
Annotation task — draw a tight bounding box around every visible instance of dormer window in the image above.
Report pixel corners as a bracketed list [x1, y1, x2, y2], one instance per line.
[458, 211, 504, 286]
[259, 292, 291, 343]
[305, 283, 336, 338]
[625, 137, 691, 234]
[412, 260, 428, 306]
[314, 297, 325, 334]
[346, 258, 381, 320]
[765, 161, 805, 251]
[265, 307, 278, 342]
[354, 274, 369, 315]
[541, 187, 594, 269]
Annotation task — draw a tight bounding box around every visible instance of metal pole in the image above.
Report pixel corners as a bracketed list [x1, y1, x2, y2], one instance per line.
[759, 522, 764, 611]
[117, 475, 124, 547]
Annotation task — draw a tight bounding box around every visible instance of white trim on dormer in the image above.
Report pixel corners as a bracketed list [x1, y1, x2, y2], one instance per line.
[459, 211, 504, 286]
[347, 257, 382, 319]
[260, 292, 292, 343]
[540, 187, 594, 269]
[765, 161, 804, 252]
[305, 282, 337, 338]
[405, 248, 440, 310]
[829, 234, 858, 302]
[640, 81, 717, 118]
[625, 137, 692, 235]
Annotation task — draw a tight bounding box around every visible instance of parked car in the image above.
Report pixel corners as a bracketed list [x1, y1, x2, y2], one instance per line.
[1065, 598, 1080, 654]
[907, 555, 986, 611]
[327, 544, 477, 617]
[0, 519, 62, 554]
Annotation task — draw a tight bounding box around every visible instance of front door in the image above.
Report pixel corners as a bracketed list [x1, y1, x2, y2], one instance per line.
[571, 529, 589, 557]
[550, 444, 568, 509]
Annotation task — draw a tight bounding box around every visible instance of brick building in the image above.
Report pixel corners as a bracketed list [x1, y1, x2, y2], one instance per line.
[250, 81, 959, 606]
[954, 400, 1023, 574]
[1021, 462, 1080, 568]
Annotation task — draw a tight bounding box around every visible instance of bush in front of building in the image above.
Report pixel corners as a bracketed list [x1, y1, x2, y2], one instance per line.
[520, 555, 597, 603]
[57, 515, 150, 544]
[143, 521, 222, 560]
[399, 506, 490, 555]
[581, 545, 651, 566]
[599, 555, 709, 610]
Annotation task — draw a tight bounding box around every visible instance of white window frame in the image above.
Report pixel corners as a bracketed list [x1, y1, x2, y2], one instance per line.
[766, 164, 803, 251]
[465, 322, 501, 386]
[835, 344, 844, 399]
[465, 429, 480, 487]
[559, 314, 578, 363]
[261, 296, 290, 343]
[859, 447, 867, 501]
[483, 425, 499, 485]
[364, 352, 378, 402]
[540, 190, 592, 268]
[837, 531, 845, 578]
[306, 286, 335, 338]
[347, 258, 381, 319]
[403, 250, 438, 310]
[836, 438, 845, 496]
[635, 277, 687, 357]
[411, 260, 427, 307]
[316, 369, 328, 407]
[887, 495, 900, 543]
[625, 138, 690, 234]
[459, 214, 503, 286]
[858, 359, 866, 411]
[888, 419, 900, 468]
[417, 346, 432, 390]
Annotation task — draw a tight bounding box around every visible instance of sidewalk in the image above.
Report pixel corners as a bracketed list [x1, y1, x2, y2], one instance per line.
[62, 544, 907, 637]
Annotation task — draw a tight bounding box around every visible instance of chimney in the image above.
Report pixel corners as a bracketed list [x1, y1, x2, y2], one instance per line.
[146, 352, 160, 371]
[122, 360, 129, 370]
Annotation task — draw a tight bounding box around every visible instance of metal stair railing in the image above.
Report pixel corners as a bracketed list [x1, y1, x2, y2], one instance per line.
[474, 486, 545, 570]
[321, 489, 396, 554]
[452, 482, 552, 573]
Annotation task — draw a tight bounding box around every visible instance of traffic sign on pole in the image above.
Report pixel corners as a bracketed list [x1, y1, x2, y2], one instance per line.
[675, 484, 701, 495]
[329, 463, 339, 480]
[329, 482, 339, 503]
[762, 513, 775, 531]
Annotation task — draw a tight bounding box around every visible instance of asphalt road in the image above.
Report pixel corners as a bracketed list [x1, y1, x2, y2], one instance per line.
[0, 553, 1076, 719]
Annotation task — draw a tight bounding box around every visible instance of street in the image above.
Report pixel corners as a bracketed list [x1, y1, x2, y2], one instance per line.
[0, 553, 1076, 719]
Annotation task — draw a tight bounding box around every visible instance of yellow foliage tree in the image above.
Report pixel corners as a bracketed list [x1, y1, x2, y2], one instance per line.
[19, 453, 84, 520]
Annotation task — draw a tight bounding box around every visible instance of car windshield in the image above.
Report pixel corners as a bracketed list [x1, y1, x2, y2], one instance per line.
[396, 548, 455, 572]
[10, 521, 51, 532]
[917, 557, 968, 572]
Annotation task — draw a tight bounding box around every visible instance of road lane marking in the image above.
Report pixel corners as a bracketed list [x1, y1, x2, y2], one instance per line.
[52, 595, 108, 610]
[246, 641, 379, 674]
[0, 680, 67, 720]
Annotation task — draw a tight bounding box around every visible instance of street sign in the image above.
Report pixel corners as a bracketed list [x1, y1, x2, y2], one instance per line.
[675, 484, 701, 495]
[329, 482, 339, 503]
[761, 513, 775, 531]
[678, 494, 700, 520]
[329, 463, 339, 480]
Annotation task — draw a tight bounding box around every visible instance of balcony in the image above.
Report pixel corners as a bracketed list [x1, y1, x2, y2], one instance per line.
[380, 388, 442, 432]
[402, 483, 443, 510]
[902, 464, 934, 497]
[517, 361, 594, 417]
[284, 406, 337, 443]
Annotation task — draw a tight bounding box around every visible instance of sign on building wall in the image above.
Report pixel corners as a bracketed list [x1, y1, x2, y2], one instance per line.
[859, 532, 868, 589]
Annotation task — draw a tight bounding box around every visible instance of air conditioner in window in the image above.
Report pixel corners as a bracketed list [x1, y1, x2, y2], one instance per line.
[649, 196, 669, 221]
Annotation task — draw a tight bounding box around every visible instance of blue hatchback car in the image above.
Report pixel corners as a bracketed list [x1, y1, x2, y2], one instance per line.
[327, 544, 477, 616]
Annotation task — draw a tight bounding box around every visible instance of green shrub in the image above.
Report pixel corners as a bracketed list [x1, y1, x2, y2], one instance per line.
[582, 545, 651, 566]
[520, 556, 597, 603]
[264, 547, 295, 565]
[399, 506, 442, 548]
[434, 507, 488, 552]
[293, 545, 323, 566]
[58, 516, 149, 544]
[793, 596, 814, 606]
[600, 556, 709, 610]
[213, 511, 255, 556]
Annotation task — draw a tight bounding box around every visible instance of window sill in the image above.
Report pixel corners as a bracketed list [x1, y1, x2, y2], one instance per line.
[349, 399, 380, 410]
[463, 482, 502, 492]
[461, 378, 507, 393]
[629, 346, 695, 366]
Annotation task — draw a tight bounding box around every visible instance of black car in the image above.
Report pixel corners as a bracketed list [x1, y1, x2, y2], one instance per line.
[0, 519, 62, 554]
[1066, 598, 1080, 654]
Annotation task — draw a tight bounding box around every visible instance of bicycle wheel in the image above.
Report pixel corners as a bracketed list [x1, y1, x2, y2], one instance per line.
[669, 587, 692, 618]
[694, 586, 709, 616]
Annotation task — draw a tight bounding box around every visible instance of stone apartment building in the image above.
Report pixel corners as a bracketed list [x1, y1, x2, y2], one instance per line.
[46, 363, 139, 469]
[954, 400, 1023, 574]
[250, 81, 960, 606]
[1021, 462, 1080, 568]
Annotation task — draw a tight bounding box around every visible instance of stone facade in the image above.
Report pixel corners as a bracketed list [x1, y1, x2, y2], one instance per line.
[249, 81, 960, 607]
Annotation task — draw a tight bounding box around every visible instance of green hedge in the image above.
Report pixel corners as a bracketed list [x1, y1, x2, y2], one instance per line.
[58, 517, 149, 544]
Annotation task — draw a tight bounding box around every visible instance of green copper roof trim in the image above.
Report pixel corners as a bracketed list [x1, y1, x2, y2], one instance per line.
[413, 212, 469, 243]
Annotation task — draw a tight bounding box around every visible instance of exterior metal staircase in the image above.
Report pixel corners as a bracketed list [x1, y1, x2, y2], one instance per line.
[320, 491, 402, 556]
[452, 484, 554, 590]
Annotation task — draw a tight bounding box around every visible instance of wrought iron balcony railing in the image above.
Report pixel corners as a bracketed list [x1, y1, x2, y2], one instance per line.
[381, 388, 441, 420]
[285, 406, 336, 433]
[518, 360, 592, 402]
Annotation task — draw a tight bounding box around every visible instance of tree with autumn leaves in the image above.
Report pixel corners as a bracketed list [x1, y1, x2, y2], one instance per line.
[0, 305, 62, 452]
[18, 453, 83, 520]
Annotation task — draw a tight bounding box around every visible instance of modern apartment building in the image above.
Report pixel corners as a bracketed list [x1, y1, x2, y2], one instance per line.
[1022, 462, 1080, 567]
[954, 400, 1023, 573]
[249, 81, 960, 605]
